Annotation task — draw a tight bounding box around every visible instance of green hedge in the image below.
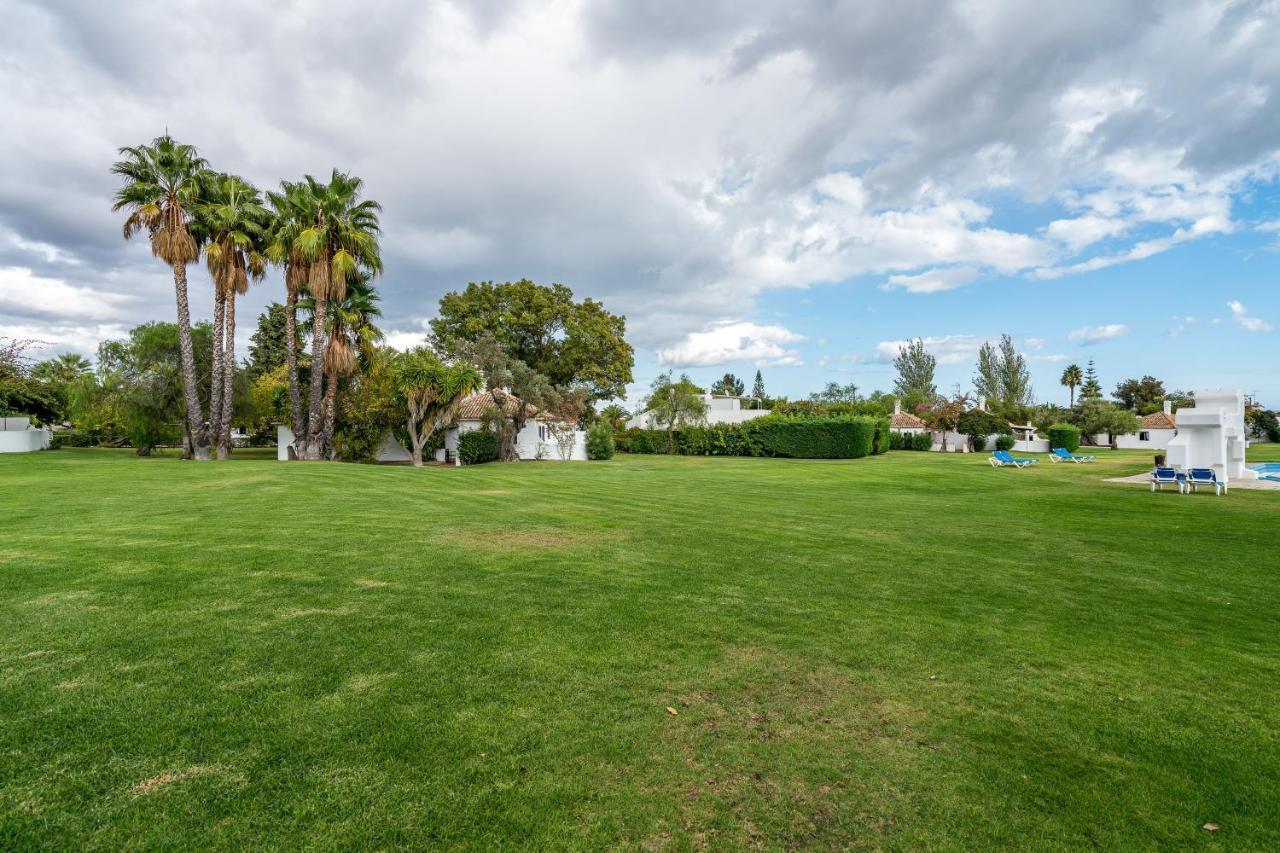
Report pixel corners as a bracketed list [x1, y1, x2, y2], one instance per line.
[458, 430, 499, 465]
[586, 421, 614, 460]
[614, 416, 887, 459]
[1046, 422, 1081, 453]
[888, 430, 933, 451]
[49, 431, 103, 449]
[994, 435, 1015, 452]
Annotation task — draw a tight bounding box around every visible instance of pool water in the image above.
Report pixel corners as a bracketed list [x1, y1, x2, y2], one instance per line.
[1250, 463, 1280, 482]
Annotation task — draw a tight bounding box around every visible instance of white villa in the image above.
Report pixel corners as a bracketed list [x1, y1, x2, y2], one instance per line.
[0, 417, 50, 453]
[276, 391, 586, 463]
[625, 393, 770, 430]
[1111, 401, 1178, 449]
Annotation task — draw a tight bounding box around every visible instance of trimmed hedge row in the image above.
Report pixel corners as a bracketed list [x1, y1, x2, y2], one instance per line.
[1046, 422, 1081, 453]
[615, 415, 890, 459]
[887, 431, 933, 451]
[458, 430, 499, 465]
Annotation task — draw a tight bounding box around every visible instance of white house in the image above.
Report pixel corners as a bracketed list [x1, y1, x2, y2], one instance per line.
[1165, 389, 1258, 486]
[888, 400, 972, 452]
[1113, 401, 1178, 449]
[624, 393, 769, 429]
[0, 416, 50, 453]
[276, 391, 587, 463]
[435, 392, 587, 462]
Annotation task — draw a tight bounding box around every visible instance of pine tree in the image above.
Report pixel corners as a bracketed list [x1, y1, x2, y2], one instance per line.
[751, 369, 765, 401]
[1079, 359, 1103, 402]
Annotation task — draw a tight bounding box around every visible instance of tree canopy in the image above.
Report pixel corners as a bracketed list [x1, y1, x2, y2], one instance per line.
[974, 334, 1032, 409]
[430, 279, 633, 402]
[893, 339, 937, 400]
[711, 373, 745, 396]
[1112, 376, 1165, 414]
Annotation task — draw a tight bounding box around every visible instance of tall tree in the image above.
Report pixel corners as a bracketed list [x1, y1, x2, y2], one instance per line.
[809, 382, 859, 403]
[245, 303, 299, 380]
[430, 279, 633, 403]
[1112, 376, 1166, 414]
[893, 338, 937, 400]
[1060, 363, 1083, 407]
[198, 173, 267, 458]
[644, 371, 708, 452]
[31, 353, 92, 385]
[710, 373, 745, 396]
[265, 180, 312, 443]
[599, 403, 630, 429]
[301, 274, 384, 456]
[468, 335, 559, 462]
[276, 171, 383, 460]
[974, 334, 1032, 408]
[1079, 359, 1103, 402]
[751, 370, 766, 402]
[111, 134, 212, 459]
[923, 391, 969, 453]
[393, 347, 481, 467]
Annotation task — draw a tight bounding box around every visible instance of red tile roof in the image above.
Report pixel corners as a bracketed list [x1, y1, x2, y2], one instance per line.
[890, 411, 926, 429]
[1139, 411, 1176, 429]
[455, 391, 539, 421]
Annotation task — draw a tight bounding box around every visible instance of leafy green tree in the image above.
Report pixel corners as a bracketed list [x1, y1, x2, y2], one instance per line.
[111, 134, 212, 459]
[974, 334, 1032, 408]
[246, 303, 300, 380]
[923, 392, 968, 452]
[644, 371, 708, 452]
[27, 353, 92, 422]
[31, 353, 91, 385]
[1112, 376, 1166, 414]
[957, 408, 1009, 448]
[711, 373, 745, 396]
[809, 382, 859, 404]
[1060, 363, 1082, 407]
[393, 347, 482, 466]
[1245, 406, 1280, 442]
[1075, 399, 1140, 448]
[1079, 359, 1103, 402]
[0, 338, 61, 423]
[893, 338, 937, 400]
[467, 334, 561, 462]
[430, 279, 633, 403]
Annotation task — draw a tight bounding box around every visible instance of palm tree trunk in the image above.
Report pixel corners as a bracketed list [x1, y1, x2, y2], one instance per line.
[300, 296, 328, 460]
[1069, 386, 1075, 407]
[173, 260, 210, 460]
[284, 281, 304, 440]
[321, 366, 338, 458]
[218, 289, 237, 459]
[210, 287, 225, 455]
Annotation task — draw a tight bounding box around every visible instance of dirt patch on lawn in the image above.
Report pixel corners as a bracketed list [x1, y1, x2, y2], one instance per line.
[132, 764, 242, 795]
[352, 578, 389, 588]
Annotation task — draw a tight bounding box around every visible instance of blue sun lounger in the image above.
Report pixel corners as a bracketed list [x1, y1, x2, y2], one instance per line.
[1186, 468, 1225, 495]
[990, 449, 1037, 468]
[1150, 467, 1183, 493]
[1050, 447, 1095, 463]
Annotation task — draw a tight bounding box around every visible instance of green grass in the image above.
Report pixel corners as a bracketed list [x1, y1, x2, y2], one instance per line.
[1, 446, 1278, 849]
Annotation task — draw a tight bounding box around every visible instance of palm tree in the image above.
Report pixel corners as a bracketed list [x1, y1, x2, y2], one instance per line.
[300, 274, 383, 457]
[31, 353, 91, 384]
[1061, 363, 1083, 407]
[199, 174, 268, 458]
[264, 180, 312, 444]
[111, 135, 212, 459]
[280, 171, 382, 459]
[394, 347, 482, 466]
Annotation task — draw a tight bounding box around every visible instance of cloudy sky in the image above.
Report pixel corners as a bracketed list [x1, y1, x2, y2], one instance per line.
[2, 0, 1278, 406]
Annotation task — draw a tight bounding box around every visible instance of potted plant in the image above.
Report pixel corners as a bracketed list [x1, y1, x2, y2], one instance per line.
[1154, 453, 1166, 467]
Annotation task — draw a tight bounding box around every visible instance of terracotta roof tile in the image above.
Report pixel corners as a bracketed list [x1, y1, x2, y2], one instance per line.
[890, 411, 926, 429]
[1139, 411, 1176, 429]
[455, 391, 539, 421]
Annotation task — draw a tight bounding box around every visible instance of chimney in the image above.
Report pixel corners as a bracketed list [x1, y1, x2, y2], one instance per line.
[1163, 400, 1172, 416]
[894, 399, 901, 415]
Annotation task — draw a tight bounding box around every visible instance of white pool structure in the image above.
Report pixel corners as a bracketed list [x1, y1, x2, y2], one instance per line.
[1164, 389, 1259, 489]
[0, 416, 51, 453]
[1251, 463, 1280, 482]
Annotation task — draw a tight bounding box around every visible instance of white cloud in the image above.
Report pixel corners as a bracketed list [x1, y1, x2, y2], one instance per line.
[1068, 323, 1129, 345]
[657, 320, 805, 367]
[1031, 353, 1069, 363]
[0, 321, 129, 359]
[1044, 215, 1128, 251]
[0, 266, 132, 320]
[874, 334, 985, 366]
[881, 266, 980, 294]
[1228, 300, 1272, 332]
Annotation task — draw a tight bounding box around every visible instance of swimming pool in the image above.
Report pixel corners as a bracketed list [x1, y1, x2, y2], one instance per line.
[1250, 463, 1280, 481]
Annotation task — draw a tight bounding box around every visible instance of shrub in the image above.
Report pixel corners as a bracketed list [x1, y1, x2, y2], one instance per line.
[49, 431, 101, 449]
[458, 429, 499, 464]
[912, 431, 933, 451]
[586, 421, 615, 460]
[871, 417, 891, 455]
[743, 416, 877, 459]
[971, 434, 986, 452]
[994, 435, 1015, 451]
[1046, 422, 1081, 453]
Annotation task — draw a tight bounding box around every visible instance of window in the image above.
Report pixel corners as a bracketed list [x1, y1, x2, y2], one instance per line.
[1139, 431, 1150, 442]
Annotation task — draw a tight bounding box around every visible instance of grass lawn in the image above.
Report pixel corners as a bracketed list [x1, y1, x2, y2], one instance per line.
[2, 446, 1278, 849]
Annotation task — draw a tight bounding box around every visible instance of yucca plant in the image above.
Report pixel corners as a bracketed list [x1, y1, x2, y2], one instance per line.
[111, 135, 212, 459]
[394, 347, 482, 466]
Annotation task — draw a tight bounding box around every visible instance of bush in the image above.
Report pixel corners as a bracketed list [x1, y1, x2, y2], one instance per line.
[871, 417, 891, 455]
[49, 431, 101, 449]
[744, 416, 877, 459]
[971, 434, 986, 452]
[995, 434, 1015, 452]
[586, 421, 615, 460]
[1046, 422, 1081, 453]
[458, 429, 499, 464]
[912, 431, 933, 451]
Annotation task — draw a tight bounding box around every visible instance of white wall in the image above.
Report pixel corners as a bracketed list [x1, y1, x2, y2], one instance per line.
[1114, 428, 1176, 450]
[276, 425, 293, 460]
[625, 407, 770, 429]
[0, 429, 50, 453]
[439, 419, 587, 462]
